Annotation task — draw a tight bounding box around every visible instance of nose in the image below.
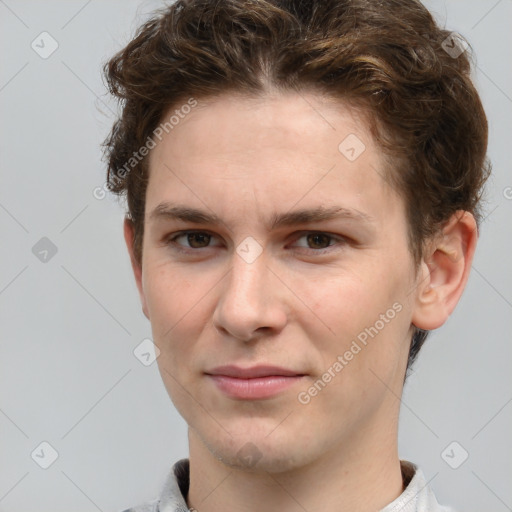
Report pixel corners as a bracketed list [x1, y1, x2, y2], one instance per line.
[212, 250, 288, 342]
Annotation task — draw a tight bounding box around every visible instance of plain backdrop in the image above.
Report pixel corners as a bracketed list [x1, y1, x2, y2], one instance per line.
[0, 1, 511, 511]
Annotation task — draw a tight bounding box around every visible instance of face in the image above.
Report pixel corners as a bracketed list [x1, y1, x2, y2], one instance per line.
[130, 91, 421, 473]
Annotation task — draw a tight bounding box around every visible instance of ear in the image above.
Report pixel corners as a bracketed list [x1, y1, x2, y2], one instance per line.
[123, 217, 149, 319]
[411, 211, 478, 331]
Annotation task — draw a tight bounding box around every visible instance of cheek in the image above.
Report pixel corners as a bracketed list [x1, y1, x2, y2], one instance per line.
[303, 261, 412, 367]
[142, 263, 197, 339]
[303, 270, 381, 339]
[146, 268, 202, 406]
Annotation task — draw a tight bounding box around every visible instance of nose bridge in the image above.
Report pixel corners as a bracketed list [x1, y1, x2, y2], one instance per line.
[224, 250, 268, 310]
[213, 248, 284, 340]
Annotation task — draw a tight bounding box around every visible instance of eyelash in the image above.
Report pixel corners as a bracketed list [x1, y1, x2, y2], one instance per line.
[165, 230, 347, 255]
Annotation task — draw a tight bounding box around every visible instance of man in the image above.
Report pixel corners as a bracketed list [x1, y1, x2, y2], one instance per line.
[103, 0, 490, 510]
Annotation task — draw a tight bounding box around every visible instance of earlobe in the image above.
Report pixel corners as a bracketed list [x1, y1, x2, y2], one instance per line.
[412, 211, 477, 331]
[123, 217, 150, 320]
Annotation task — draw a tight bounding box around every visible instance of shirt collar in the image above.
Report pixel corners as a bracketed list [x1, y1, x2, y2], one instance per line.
[156, 459, 453, 512]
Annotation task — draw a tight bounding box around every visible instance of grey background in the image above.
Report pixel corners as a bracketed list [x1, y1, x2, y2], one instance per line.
[0, 1, 510, 510]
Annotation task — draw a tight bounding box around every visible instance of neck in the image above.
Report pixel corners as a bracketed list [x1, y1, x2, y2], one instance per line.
[186, 421, 403, 512]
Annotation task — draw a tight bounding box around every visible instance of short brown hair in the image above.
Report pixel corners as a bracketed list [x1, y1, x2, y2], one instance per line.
[102, 0, 490, 370]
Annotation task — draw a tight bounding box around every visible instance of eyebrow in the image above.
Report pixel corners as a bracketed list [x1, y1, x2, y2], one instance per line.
[149, 202, 374, 230]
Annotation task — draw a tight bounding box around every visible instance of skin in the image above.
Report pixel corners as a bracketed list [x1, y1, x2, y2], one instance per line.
[124, 91, 477, 512]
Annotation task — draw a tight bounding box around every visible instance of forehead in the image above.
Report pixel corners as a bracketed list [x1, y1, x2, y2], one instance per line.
[150, 91, 375, 167]
[146, 91, 404, 231]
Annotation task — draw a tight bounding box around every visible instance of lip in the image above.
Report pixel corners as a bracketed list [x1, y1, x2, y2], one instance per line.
[207, 375, 305, 400]
[205, 365, 306, 400]
[206, 365, 304, 378]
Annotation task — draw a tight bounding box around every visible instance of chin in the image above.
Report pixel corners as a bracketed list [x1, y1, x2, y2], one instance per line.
[203, 431, 313, 474]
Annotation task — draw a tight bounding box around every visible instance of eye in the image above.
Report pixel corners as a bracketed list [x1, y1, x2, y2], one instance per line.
[167, 230, 221, 250]
[291, 232, 345, 252]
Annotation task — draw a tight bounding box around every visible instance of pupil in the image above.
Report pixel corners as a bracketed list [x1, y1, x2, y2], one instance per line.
[188, 233, 210, 248]
[308, 233, 330, 249]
